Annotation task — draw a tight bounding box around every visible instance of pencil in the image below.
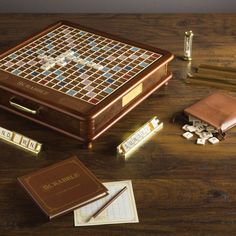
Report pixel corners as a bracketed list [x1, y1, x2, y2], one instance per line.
[87, 186, 127, 222]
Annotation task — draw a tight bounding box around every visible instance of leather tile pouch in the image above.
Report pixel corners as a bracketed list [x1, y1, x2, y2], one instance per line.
[184, 93, 236, 133]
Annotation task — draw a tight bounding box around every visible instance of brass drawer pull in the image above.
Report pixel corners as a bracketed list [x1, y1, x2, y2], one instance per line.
[9, 100, 38, 115]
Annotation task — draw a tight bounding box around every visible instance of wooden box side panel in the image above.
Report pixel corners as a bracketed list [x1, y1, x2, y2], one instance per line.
[0, 88, 87, 141]
[92, 64, 169, 139]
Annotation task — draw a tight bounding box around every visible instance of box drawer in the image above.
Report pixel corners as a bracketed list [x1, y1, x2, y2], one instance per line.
[0, 88, 86, 141]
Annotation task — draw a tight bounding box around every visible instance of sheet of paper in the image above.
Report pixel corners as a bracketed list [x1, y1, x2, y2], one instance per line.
[74, 180, 139, 226]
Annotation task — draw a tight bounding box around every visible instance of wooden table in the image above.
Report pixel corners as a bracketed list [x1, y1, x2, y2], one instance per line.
[1, 14, 236, 236]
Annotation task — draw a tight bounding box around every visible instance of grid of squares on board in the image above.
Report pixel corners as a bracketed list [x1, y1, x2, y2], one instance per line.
[0, 24, 162, 105]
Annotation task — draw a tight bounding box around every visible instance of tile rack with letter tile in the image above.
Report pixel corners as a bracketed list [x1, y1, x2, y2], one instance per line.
[0, 126, 42, 154]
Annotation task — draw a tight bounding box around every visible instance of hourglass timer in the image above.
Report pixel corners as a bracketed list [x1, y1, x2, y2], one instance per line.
[183, 30, 194, 61]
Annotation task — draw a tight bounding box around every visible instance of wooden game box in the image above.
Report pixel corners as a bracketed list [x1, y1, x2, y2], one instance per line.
[0, 21, 173, 148]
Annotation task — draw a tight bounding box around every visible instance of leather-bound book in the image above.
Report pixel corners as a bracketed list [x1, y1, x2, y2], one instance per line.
[17, 156, 108, 220]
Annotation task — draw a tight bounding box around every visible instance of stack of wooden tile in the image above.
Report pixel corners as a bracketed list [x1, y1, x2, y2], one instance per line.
[186, 64, 236, 91]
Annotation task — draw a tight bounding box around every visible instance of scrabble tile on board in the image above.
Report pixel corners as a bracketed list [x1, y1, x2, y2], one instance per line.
[68, 55, 77, 61]
[56, 55, 65, 61]
[208, 137, 220, 144]
[72, 57, 80, 63]
[37, 54, 46, 59]
[86, 63, 93, 68]
[182, 132, 193, 139]
[96, 65, 104, 70]
[80, 59, 88, 65]
[56, 61, 67, 67]
[66, 50, 75, 56]
[41, 63, 52, 70]
[45, 56, 54, 62]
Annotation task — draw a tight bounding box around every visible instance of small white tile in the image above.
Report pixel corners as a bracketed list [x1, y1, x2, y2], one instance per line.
[206, 126, 217, 133]
[13, 133, 22, 144]
[56, 55, 65, 61]
[195, 131, 203, 137]
[187, 126, 196, 132]
[97, 65, 104, 70]
[28, 140, 37, 150]
[66, 55, 76, 61]
[41, 63, 52, 70]
[202, 131, 213, 139]
[86, 62, 93, 68]
[91, 62, 97, 67]
[189, 115, 199, 122]
[193, 120, 202, 127]
[21, 137, 30, 147]
[92, 64, 100, 70]
[182, 132, 193, 139]
[56, 61, 67, 67]
[197, 138, 206, 145]
[0, 127, 4, 138]
[37, 54, 45, 59]
[66, 50, 74, 56]
[201, 122, 209, 127]
[208, 137, 220, 144]
[80, 59, 88, 65]
[72, 57, 80, 63]
[47, 59, 56, 65]
[196, 132, 207, 139]
[0, 128, 13, 140]
[195, 125, 205, 133]
[182, 124, 189, 131]
[44, 56, 54, 62]
[48, 61, 55, 67]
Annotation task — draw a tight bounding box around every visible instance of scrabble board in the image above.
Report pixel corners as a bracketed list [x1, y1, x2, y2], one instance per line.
[0, 21, 173, 147]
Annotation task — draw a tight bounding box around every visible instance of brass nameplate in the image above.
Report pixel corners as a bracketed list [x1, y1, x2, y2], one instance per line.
[0, 126, 42, 154]
[122, 83, 143, 107]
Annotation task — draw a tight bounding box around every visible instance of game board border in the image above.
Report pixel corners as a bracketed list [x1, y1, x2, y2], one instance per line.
[0, 21, 173, 119]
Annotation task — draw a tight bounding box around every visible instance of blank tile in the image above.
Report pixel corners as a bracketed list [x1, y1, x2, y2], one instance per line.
[13, 133, 22, 144]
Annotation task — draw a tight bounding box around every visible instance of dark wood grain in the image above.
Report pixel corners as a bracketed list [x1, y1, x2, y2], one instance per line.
[0, 13, 236, 236]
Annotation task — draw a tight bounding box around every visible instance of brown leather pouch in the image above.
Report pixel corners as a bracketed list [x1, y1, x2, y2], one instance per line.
[184, 93, 236, 133]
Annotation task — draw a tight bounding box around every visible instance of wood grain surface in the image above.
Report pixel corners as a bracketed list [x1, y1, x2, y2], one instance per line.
[0, 14, 236, 236]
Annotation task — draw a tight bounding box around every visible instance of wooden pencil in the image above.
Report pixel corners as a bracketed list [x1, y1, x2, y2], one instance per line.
[87, 186, 127, 222]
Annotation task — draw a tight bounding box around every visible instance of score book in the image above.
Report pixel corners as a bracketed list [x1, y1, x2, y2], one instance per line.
[17, 156, 108, 220]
